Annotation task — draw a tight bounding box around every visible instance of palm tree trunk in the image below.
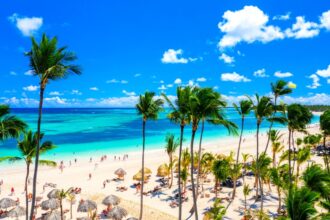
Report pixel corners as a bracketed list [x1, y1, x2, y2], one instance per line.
[178, 125, 184, 220]
[264, 97, 277, 154]
[273, 151, 276, 168]
[60, 199, 63, 220]
[296, 164, 300, 184]
[288, 129, 292, 188]
[29, 86, 45, 220]
[70, 202, 73, 219]
[291, 132, 296, 177]
[277, 187, 281, 213]
[169, 155, 173, 188]
[233, 116, 245, 199]
[323, 134, 329, 173]
[25, 162, 30, 220]
[190, 127, 198, 220]
[139, 120, 146, 220]
[255, 123, 260, 199]
[196, 119, 205, 197]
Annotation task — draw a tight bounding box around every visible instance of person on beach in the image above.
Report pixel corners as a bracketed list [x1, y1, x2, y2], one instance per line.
[90, 157, 92, 163]
[10, 187, 15, 196]
[103, 181, 106, 188]
[0, 179, 3, 195]
[75, 158, 77, 163]
[89, 173, 92, 180]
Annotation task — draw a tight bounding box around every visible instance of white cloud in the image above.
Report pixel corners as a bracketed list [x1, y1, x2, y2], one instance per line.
[24, 70, 34, 76]
[274, 71, 293, 78]
[187, 80, 199, 87]
[71, 90, 82, 95]
[280, 93, 330, 105]
[196, 77, 207, 82]
[218, 6, 284, 48]
[122, 90, 136, 96]
[253, 68, 269, 78]
[134, 73, 141, 77]
[219, 53, 235, 64]
[273, 12, 291, 21]
[316, 65, 330, 77]
[221, 72, 251, 82]
[328, 79, 330, 84]
[10, 71, 17, 76]
[160, 80, 164, 84]
[106, 79, 128, 84]
[44, 97, 66, 105]
[307, 74, 320, 89]
[158, 85, 167, 90]
[320, 10, 330, 30]
[174, 78, 182, 84]
[49, 91, 62, 96]
[8, 13, 43, 36]
[288, 81, 297, 89]
[167, 84, 173, 88]
[23, 85, 39, 91]
[285, 16, 320, 39]
[161, 49, 189, 64]
[89, 87, 99, 91]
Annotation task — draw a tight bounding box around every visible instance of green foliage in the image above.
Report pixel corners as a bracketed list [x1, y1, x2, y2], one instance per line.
[304, 105, 330, 112]
[203, 199, 226, 220]
[212, 159, 230, 182]
[287, 104, 313, 132]
[165, 133, 179, 156]
[136, 91, 164, 120]
[0, 105, 27, 141]
[303, 134, 322, 146]
[320, 110, 330, 136]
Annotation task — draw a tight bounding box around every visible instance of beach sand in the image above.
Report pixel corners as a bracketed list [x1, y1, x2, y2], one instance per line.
[0, 124, 323, 219]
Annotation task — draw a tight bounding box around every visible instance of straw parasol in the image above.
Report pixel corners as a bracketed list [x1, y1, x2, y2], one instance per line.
[0, 198, 16, 210]
[114, 168, 127, 179]
[47, 189, 60, 199]
[157, 164, 169, 177]
[41, 198, 60, 211]
[43, 210, 62, 220]
[102, 195, 120, 207]
[108, 206, 128, 220]
[139, 167, 152, 175]
[126, 218, 138, 220]
[7, 206, 25, 219]
[77, 200, 97, 212]
[132, 172, 149, 182]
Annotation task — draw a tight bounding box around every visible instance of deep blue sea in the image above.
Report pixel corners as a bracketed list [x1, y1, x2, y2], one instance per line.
[0, 108, 320, 159]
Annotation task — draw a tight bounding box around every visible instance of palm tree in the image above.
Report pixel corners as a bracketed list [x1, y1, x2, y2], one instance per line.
[320, 110, 330, 172]
[26, 33, 81, 219]
[164, 134, 179, 188]
[0, 130, 56, 220]
[287, 104, 312, 187]
[162, 86, 191, 220]
[0, 105, 26, 141]
[243, 184, 251, 215]
[269, 167, 285, 213]
[295, 146, 311, 183]
[241, 153, 251, 184]
[136, 91, 163, 220]
[264, 80, 292, 153]
[269, 129, 284, 167]
[232, 99, 253, 198]
[212, 159, 230, 197]
[250, 94, 273, 208]
[66, 193, 76, 220]
[57, 188, 73, 220]
[229, 163, 242, 199]
[286, 187, 319, 220]
[203, 199, 226, 220]
[199, 152, 214, 193]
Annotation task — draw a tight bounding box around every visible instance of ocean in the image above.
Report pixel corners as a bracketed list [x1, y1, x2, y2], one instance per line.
[0, 108, 320, 159]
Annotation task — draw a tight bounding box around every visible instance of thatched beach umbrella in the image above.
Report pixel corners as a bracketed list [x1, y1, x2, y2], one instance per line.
[41, 198, 60, 211]
[157, 164, 169, 177]
[102, 195, 120, 209]
[7, 206, 25, 219]
[139, 167, 152, 175]
[47, 189, 60, 199]
[77, 200, 97, 213]
[0, 198, 16, 210]
[108, 206, 128, 220]
[114, 168, 127, 179]
[133, 172, 149, 182]
[44, 210, 62, 220]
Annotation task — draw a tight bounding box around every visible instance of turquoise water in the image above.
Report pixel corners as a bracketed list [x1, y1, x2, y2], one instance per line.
[0, 108, 320, 159]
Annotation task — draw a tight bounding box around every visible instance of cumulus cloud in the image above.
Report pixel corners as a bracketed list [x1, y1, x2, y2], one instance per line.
[285, 16, 320, 39]
[24, 70, 34, 76]
[71, 90, 82, 95]
[221, 72, 251, 82]
[174, 78, 182, 84]
[273, 12, 291, 21]
[218, 6, 284, 48]
[158, 85, 167, 90]
[219, 53, 235, 64]
[122, 90, 136, 96]
[23, 85, 39, 91]
[274, 71, 293, 78]
[288, 81, 297, 89]
[328, 79, 330, 84]
[316, 64, 330, 77]
[253, 68, 269, 78]
[89, 87, 99, 91]
[167, 84, 173, 88]
[8, 13, 43, 36]
[134, 73, 141, 77]
[49, 91, 63, 96]
[307, 74, 320, 89]
[161, 49, 196, 64]
[320, 10, 330, 30]
[44, 96, 66, 105]
[10, 71, 17, 76]
[106, 79, 128, 84]
[280, 93, 330, 105]
[196, 77, 207, 82]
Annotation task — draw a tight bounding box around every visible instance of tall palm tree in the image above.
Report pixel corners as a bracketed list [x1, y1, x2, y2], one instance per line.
[250, 94, 273, 209]
[232, 99, 253, 198]
[26, 33, 81, 219]
[164, 134, 179, 188]
[286, 187, 319, 220]
[287, 104, 312, 188]
[199, 152, 214, 193]
[320, 110, 330, 172]
[264, 80, 292, 153]
[136, 91, 163, 220]
[241, 153, 251, 184]
[295, 146, 311, 183]
[0, 105, 26, 141]
[0, 130, 56, 220]
[269, 129, 284, 167]
[243, 184, 251, 215]
[162, 86, 191, 220]
[269, 166, 286, 213]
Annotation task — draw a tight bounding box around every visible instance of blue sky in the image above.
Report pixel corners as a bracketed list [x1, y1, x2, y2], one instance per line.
[1, 0, 330, 107]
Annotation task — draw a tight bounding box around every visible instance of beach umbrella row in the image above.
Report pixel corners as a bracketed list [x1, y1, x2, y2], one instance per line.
[0, 198, 16, 209]
[77, 200, 97, 212]
[41, 198, 60, 211]
[157, 164, 169, 177]
[102, 195, 120, 206]
[108, 206, 128, 220]
[7, 206, 25, 219]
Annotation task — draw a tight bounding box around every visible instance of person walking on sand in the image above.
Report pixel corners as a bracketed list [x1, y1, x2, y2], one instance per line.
[103, 181, 106, 188]
[11, 187, 15, 196]
[0, 179, 3, 195]
[89, 173, 92, 180]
